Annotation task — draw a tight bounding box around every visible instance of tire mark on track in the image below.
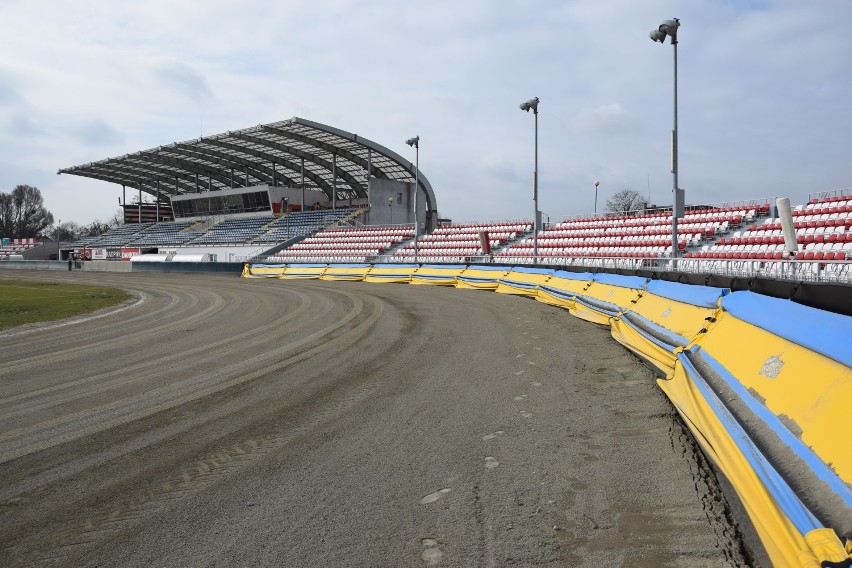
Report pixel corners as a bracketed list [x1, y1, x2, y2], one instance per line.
[17, 293, 401, 565]
[0, 291, 147, 340]
[0, 282, 184, 356]
[35, 381, 383, 567]
[0, 287, 377, 464]
[0, 287, 317, 417]
[0, 286, 227, 379]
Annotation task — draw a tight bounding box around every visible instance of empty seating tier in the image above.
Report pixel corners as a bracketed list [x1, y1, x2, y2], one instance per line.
[254, 209, 356, 243]
[270, 225, 415, 262]
[392, 222, 533, 262]
[495, 206, 765, 261]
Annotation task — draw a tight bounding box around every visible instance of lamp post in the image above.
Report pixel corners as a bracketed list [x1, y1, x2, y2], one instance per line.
[594, 180, 600, 215]
[520, 97, 540, 264]
[388, 196, 394, 225]
[406, 135, 420, 263]
[650, 17, 683, 259]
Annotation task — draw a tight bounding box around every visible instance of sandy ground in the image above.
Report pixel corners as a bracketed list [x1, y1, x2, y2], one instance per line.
[0, 271, 753, 567]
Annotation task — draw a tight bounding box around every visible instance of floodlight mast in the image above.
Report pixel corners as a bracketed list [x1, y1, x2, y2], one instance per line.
[520, 97, 540, 264]
[594, 180, 600, 215]
[650, 17, 683, 260]
[406, 136, 420, 263]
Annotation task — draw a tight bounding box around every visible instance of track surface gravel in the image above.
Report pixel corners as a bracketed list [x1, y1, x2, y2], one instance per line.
[0, 271, 751, 567]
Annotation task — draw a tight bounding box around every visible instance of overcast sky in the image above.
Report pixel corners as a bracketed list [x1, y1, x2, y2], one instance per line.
[1, 0, 850, 226]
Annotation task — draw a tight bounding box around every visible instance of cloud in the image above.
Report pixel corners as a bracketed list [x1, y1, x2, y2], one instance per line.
[574, 103, 640, 136]
[6, 114, 44, 138]
[149, 59, 213, 102]
[0, 70, 23, 106]
[69, 120, 123, 147]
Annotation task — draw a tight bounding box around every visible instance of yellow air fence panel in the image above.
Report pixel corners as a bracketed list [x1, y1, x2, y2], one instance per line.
[320, 263, 371, 281]
[568, 273, 647, 326]
[280, 263, 328, 279]
[658, 356, 850, 566]
[610, 280, 727, 376]
[535, 270, 594, 310]
[243, 263, 287, 278]
[409, 264, 467, 286]
[494, 267, 555, 297]
[691, 292, 852, 487]
[455, 265, 510, 290]
[664, 292, 852, 565]
[363, 263, 418, 284]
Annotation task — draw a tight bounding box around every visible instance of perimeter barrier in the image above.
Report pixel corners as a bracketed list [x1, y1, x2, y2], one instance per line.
[243, 261, 852, 566]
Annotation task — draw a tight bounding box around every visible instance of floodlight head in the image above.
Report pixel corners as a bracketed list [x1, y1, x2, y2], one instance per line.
[659, 18, 680, 37]
[388, 197, 394, 205]
[594, 180, 600, 188]
[650, 18, 679, 43]
[649, 29, 667, 43]
[520, 97, 539, 113]
[405, 135, 420, 148]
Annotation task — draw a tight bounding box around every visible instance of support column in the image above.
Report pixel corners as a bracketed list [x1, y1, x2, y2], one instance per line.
[300, 157, 305, 212]
[332, 154, 337, 210]
[367, 149, 372, 224]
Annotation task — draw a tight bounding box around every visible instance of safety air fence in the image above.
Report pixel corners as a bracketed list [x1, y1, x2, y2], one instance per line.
[244, 262, 852, 567]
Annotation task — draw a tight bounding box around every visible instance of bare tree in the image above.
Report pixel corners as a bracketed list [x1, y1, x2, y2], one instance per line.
[80, 220, 113, 237]
[0, 185, 54, 237]
[0, 193, 13, 238]
[49, 221, 81, 242]
[605, 189, 645, 215]
[107, 208, 124, 228]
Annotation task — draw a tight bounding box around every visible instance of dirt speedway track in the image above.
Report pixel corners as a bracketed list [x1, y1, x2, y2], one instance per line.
[0, 271, 751, 567]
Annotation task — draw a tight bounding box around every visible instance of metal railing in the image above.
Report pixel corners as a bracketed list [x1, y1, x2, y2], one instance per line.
[364, 253, 851, 284]
[807, 189, 851, 203]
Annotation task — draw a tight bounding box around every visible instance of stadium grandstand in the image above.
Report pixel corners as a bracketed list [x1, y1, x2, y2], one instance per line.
[0, 237, 44, 261]
[47, 115, 849, 287]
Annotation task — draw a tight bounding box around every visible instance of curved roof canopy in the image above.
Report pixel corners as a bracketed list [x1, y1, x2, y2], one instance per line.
[59, 116, 437, 214]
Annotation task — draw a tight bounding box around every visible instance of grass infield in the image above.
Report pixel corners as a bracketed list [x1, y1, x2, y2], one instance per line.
[0, 280, 130, 330]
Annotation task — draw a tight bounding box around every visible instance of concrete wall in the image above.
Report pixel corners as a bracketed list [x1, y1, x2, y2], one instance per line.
[85, 260, 133, 272]
[0, 260, 69, 271]
[366, 178, 426, 228]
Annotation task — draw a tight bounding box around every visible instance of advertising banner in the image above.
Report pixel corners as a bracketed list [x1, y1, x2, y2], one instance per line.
[121, 248, 141, 261]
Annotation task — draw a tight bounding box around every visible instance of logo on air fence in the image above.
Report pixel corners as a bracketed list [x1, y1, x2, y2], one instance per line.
[758, 354, 784, 379]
